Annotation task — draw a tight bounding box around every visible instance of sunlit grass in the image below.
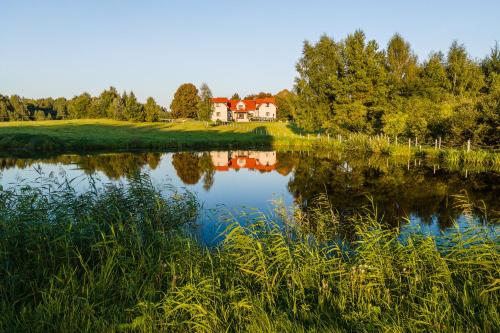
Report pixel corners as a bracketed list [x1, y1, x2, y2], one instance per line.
[1, 119, 498, 169]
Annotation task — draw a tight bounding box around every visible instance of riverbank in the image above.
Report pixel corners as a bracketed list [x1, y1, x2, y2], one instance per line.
[0, 175, 498, 332]
[1, 119, 498, 168]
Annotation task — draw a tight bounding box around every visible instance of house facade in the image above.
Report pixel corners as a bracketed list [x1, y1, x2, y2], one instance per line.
[211, 97, 277, 122]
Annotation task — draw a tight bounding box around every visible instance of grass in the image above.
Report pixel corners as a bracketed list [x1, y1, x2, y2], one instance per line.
[0, 174, 498, 332]
[0, 119, 498, 169]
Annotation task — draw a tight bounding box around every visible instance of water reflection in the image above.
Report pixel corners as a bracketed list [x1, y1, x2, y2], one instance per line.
[0, 150, 498, 236]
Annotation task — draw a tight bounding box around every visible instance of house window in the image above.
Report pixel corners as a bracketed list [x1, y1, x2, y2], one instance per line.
[266, 103, 270, 107]
[237, 104, 244, 110]
[266, 112, 270, 117]
[237, 113, 244, 119]
[216, 112, 220, 117]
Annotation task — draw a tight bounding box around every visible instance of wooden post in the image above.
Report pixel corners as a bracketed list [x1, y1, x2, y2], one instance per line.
[467, 139, 471, 152]
[339, 135, 342, 143]
[439, 137, 441, 149]
[435, 139, 437, 149]
[408, 138, 411, 150]
[395, 136, 398, 145]
[415, 136, 418, 147]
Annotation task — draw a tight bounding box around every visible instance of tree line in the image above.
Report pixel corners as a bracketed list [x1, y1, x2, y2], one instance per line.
[289, 30, 499, 145]
[1, 30, 498, 145]
[0, 87, 166, 122]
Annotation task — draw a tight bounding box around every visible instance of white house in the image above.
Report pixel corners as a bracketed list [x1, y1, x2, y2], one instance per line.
[211, 97, 277, 122]
[211, 98, 231, 122]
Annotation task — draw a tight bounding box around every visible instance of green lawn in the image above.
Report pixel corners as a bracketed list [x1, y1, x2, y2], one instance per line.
[0, 119, 304, 152]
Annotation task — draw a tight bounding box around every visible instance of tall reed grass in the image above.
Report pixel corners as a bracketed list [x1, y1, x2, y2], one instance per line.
[0, 175, 498, 332]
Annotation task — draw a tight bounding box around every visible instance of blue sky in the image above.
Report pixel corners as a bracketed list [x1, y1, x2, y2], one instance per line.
[1, 0, 499, 107]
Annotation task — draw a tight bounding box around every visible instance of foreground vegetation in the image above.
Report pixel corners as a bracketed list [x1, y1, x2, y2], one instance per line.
[0, 175, 498, 332]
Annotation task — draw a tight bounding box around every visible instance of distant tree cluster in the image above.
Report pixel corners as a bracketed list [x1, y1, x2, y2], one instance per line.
[170, 82, 215, 121]
[293, 31, 500, 145]
[0, 87, 165, 122]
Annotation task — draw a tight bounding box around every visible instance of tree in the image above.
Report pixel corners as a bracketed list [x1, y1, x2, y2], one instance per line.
[275, 89, 295, 120]
[482, 42, 500, 91]
[68, 93, 92, 119]
[230, 93, 241, 100]
[446, 41, 484, 96]
[386, 33, 418, 95]
[0, 95, 12, 121]
[53, 97, 68, 119]
[419, 52, 450, 101]
[170, 83, 200, 118]
[197, 83, 213, 121]
[9, 95, 29, 121]
[244, 92, 273, 99]
[34, 110, 46, 121]
[144, 97, 163, 122]
[123, 91, 144, 121]
[108, 96, 125, 120]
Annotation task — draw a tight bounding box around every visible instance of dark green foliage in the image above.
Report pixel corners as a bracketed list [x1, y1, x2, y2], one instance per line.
[294, 31, 498, 146]
[230, 92, 241, 100]
[170, 83, 200, 119]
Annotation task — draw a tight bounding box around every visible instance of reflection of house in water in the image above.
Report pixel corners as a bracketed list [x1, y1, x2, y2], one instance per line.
[210, 151, 277, 172]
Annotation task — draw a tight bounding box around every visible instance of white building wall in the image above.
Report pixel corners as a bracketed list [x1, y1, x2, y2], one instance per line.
[256, 103, 277, 119]
[211, 103, 229, 122]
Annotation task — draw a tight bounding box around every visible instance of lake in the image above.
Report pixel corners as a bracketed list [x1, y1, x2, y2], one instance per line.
[1, 149, 498, 244]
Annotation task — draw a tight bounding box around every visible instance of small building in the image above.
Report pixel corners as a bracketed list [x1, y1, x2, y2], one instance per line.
[211, 97, 277, 122]
[211, 98, 231, 122]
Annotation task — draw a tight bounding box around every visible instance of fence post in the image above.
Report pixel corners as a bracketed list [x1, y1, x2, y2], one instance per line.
[415, 136, 418, 147]
[439, 137, 441, 149]
[435, 139, 437, 149]
[467, 139, 471, 152]
[408, 138, 411, 150]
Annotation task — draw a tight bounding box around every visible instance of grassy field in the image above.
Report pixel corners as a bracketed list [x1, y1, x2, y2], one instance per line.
[1, 119, 499, 169]
[0, 175, 498, 332]
[0, 119, 303, 151]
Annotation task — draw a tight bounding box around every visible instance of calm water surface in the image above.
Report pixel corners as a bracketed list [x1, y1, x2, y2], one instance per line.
[1, 150, 498, 244]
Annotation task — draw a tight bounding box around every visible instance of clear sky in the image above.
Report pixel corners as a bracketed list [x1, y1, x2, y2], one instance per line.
[1, 0, 499, 107]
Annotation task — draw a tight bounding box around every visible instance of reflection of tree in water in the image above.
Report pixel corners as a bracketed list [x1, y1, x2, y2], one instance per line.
[0, 153, 162, 180]
[78, 153, 162, 179]
[283, 151, 500, 232]
[171, 152, 215, 190]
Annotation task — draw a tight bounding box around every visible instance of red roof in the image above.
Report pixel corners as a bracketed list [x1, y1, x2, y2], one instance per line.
[255, 97, 276, 106]
[229, 100, 257, 112]
[212, 97, 276, 112]
[212, 97, 229, 103]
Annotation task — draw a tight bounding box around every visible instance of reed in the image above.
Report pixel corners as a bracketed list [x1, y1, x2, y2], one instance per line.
[0, 175, 498, 332]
